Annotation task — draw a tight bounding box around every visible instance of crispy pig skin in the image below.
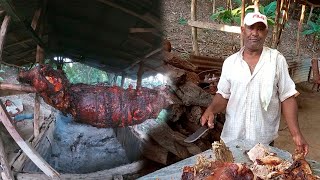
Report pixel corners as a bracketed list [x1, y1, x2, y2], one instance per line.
[18, 65, 170, 128]
[181, 161, 254, 180]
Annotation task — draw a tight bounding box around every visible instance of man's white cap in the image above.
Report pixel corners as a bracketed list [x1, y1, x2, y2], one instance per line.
[244, 12, 268, 28]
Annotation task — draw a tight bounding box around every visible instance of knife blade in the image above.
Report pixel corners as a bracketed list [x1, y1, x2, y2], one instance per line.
[184, 125, 209, 143]
[184, 115, 217, 143]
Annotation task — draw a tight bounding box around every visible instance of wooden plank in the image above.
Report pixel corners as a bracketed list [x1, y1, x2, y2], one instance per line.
[16, 160, 145, 180]
[11, 116, 54, 171]
[0, 132, 14, 180]
[188, 20, 241, 34]
[0, 100, 60, 179]
[0, 15, 10, 62]
[191, 0, 199, 55]
[0, 83, 36, 92]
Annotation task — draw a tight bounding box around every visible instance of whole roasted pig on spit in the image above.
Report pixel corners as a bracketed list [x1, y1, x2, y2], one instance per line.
[18, 64, 173, 128]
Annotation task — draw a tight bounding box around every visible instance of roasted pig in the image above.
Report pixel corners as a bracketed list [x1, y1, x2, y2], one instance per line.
[18, 65, 173, 128]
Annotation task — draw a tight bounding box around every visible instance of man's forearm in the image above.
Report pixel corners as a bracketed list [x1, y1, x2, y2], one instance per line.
[281, 96, 302, 137]
[208, 93, 228, 114]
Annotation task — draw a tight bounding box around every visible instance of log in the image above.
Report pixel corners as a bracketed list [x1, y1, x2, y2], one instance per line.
[139, 119, 202, 159]
[167, 104, 186, 122]
[164, 64, 200, 85]
[175, 82, 213, 107]
[16, 160, 145, 180]
[186, 106, 203, 123]
[162, 51, 197, 72]
[0, 83, 36, 92]
[115, 125, 168, 165]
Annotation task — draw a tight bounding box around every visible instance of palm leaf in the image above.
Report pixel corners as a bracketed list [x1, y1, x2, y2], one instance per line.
[264, 1, 277, 16]
[302, 29, 315, 35]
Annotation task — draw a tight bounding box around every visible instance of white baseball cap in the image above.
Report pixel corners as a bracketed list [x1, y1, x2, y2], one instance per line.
[244, 12, 268, 28]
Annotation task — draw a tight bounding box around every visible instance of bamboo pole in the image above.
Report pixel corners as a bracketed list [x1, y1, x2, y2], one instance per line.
[0, 100, 60, 178]
[253, 0, 260, 12]
[0, 133, 14, 180]
[0, 15, 10, 62]
[276, 0, 290, 47]
[240, 0, 245, 47]
[272, 0, 281, 48]
[212, 0, 216, 14]
[296, 4, 306, 56]
[307, 5, 314, 22]
[191, 0, 199, 55]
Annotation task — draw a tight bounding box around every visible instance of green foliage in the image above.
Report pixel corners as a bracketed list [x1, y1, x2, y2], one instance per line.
[302, 20, 320, 40]
[0, 69, 4, 81]
[178, 18, 188, 25]
[210, 1, 276, 26]
[63, 63, 111, 84]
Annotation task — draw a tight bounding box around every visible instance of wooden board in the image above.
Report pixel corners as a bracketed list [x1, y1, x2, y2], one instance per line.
[0, 100, 60, 179]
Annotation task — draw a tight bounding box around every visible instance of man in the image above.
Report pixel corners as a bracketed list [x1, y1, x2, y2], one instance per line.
[201, 12, 309, 156]
[5, 99, 34, 121]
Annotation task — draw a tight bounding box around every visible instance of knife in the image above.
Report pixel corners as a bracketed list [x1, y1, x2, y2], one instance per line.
[183, 125, 209, 143]
[184, 115, 217, 143]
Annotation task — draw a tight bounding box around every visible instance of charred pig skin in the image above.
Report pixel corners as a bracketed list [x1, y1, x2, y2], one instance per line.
[18, 64, 171, 128]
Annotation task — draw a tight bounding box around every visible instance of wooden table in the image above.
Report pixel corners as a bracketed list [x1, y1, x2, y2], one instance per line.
[138, 139, 320, 180]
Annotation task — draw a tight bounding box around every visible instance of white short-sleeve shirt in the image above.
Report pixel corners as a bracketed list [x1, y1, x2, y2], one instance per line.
[217, 47, 297, 145]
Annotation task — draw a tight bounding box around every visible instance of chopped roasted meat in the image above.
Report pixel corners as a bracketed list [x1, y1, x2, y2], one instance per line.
[181, 161, 254, 180]
[18, 65, 173, 128]
[248, 144, 319, 180]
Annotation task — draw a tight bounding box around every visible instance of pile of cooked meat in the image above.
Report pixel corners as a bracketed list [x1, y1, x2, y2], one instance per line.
[181, 143, 319, 180]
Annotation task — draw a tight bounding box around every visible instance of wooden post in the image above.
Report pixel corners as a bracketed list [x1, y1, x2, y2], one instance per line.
[0, 15, 10, 62]
[136, 62, 144, 89]
[191, 0, 199, 55]
[296, 4, 306, 56]
[272, 0, 281, 48]
[31, 1, 47, 137]
[240, 0, 245, 47]
[253, 0, 260, 12]
[0, 133, 14, 180]
[0, 100, 60, 178]
[121, 72, 126, 88]
[307, 5, 314, 22]
[212, 0, 216, 14]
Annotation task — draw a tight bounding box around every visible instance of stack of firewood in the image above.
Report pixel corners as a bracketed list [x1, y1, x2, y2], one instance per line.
[131, 41, 225, 166]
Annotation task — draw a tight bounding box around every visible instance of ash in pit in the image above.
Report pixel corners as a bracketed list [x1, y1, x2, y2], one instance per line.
[48, 111, 130, 173]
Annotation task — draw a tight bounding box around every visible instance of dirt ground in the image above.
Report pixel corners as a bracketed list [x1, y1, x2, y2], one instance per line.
[276, 81, 320, 162]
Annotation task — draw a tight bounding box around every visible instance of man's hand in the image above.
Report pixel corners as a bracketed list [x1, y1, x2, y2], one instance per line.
[200, 108, 215, 129]
[293, 134, 309, 157]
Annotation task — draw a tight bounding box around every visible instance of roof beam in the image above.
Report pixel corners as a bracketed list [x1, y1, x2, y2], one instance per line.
[124, 47, 162, 72]
[0, 0, 46, 49]
[98, 0, 161, 29]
